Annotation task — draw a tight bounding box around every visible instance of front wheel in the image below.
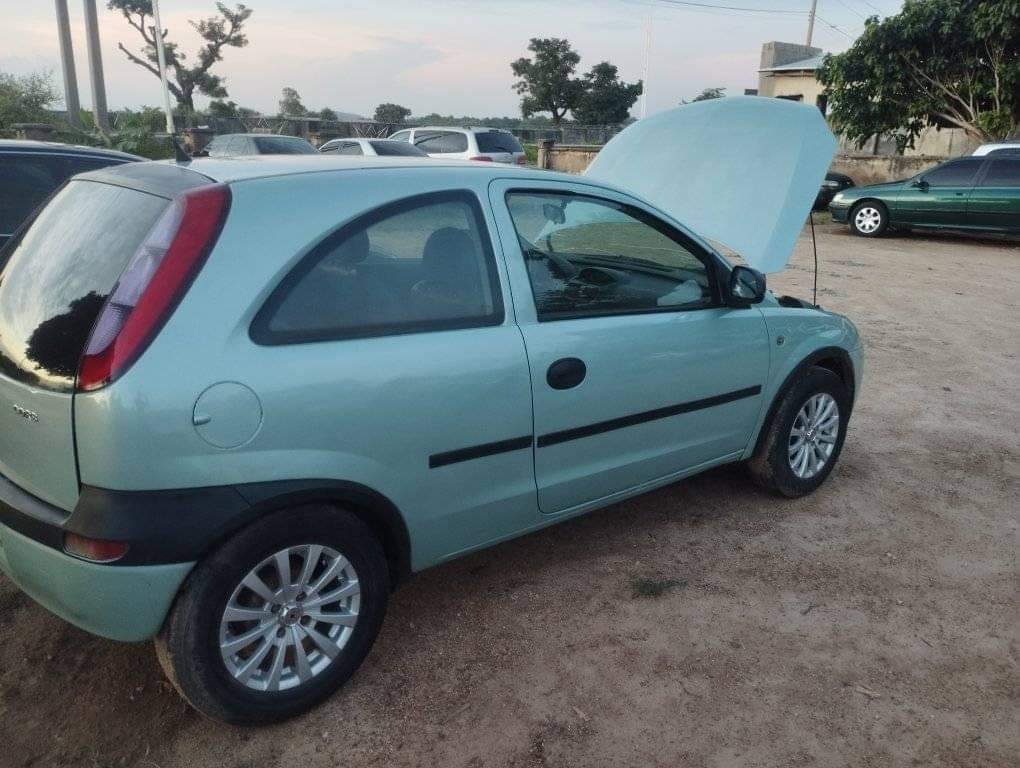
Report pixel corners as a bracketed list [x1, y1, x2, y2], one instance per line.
[850, 201, 888, 237]
[748, 366, 851, 497]
[155, 505, 389, 724]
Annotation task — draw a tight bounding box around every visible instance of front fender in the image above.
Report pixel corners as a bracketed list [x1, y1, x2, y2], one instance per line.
[742, 306, 862, 460]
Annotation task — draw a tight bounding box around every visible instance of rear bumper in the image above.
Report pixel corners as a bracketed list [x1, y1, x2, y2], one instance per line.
[0, 522, 191, 641]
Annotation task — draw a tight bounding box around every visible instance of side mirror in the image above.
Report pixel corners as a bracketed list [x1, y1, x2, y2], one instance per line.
[726, 265, 766, 307]
[911, 179, 929, 190]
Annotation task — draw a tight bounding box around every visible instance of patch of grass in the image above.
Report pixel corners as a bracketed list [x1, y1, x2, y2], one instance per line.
[631, 577, 688, 598]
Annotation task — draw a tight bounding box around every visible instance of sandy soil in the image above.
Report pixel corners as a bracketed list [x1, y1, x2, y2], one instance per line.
[1, 222, 1017, 768]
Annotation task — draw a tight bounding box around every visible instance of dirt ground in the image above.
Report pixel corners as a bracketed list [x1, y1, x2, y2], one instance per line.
[1, 222, 1017, 768]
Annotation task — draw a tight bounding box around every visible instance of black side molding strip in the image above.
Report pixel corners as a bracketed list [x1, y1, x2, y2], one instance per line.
[429, 435, 534, 469]
[537, 385, 763, 448]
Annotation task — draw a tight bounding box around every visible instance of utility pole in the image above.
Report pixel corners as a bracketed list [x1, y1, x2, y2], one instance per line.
[82, 0, 110, 131]
[151, 0, 176, 134]
[54, 0, 81, 128]
[806, 0, 818, 46]
[640, 11, 652, 118]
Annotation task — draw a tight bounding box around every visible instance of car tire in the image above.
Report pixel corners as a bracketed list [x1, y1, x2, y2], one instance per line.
[155, 504, 389, 725]
[849, 201, 888, 237]
[747, 366, 850, 498]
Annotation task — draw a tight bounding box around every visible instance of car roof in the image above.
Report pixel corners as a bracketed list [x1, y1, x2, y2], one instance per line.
[0, 139, 141, 161]
[87, 155, 584, 189]
[412, 126, 509, 134]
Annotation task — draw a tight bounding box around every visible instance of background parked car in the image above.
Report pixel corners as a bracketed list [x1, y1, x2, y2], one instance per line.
[318, 138, 428, 157]
[0, 140, 140, 249]
[204, 133, 316, 157]
[814, 171, 855, 210]
[829, 153, 1020, 236]
[972, 142, 1020, 156]
[387, 126, 527, 164]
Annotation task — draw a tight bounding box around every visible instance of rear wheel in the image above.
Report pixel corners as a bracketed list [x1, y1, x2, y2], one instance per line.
[748, 366, 850, 497]
[155, 505, 389, 724]
[850, 201, 888, 237]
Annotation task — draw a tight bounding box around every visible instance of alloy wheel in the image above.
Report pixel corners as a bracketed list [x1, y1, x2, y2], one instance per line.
[219, 545, 360, 692]
[788, 393, 840, 480]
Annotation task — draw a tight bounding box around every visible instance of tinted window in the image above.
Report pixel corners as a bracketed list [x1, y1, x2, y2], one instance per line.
[369, 141, 428, 157]
[475, 132, 523, 153]
[506, 192, 715, 321]
[254, 191, 503, 344]
[988, 147, 1020, 156]
[980, 157, 1020, 186]
[414, 131, 468, 154]
[252, 136, 316, 154]
[922, 159, 983, 186]
[338, 142, 364, 156]
[318, 140, 340, 153]
[388, 130, 411, 142]
[0, 180, 167, 390]
[0, 154, 126, 235]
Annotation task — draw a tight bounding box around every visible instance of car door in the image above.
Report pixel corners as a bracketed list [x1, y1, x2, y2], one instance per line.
[895, 158, 984, 227]
[489, 178, 770, 515]
[967, 156, 1020, 232]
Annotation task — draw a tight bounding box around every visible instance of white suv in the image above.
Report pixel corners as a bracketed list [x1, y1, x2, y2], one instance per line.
[387, 126, 526, 164]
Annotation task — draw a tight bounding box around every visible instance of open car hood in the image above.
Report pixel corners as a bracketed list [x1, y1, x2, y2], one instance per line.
[584, 96, 836, 273]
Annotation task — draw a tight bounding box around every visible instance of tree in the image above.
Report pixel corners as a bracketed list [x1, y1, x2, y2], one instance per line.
[683, 87, 725, 104]
[0, 70, 58, 128]
[108, 1, 252, 116]
[373, 103, 411, 124]
[319, 107, 338, 122]
[511, 38, 585, 125]
[819, 0, 1019, 148]
[572, 62, 642, 125]
[278, 87, 307, 116]
[206, 99, 257, 119]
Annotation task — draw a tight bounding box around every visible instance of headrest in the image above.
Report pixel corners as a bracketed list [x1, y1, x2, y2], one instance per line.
[333, 229, 370, 266]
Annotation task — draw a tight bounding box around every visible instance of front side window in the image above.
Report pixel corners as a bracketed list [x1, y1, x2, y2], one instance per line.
[922, 159, 983, 186]
[388, 130, 411, 142]
[253, 191, 503, 344]
[979, 157, 1020, 186]
[338, 142, 364, 156]
[505, 192, 716, 321]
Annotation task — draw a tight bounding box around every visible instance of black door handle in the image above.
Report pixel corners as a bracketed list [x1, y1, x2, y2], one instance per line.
[547, 357, 587, 390]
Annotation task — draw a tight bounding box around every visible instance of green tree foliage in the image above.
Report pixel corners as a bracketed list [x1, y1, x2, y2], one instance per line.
[511, 38, 585, 125]
[572, 62, 642, 124]
[108, 1, 252, 115]
[0, 70, 58, 128]
[318, 107, 338, 122]
[683, 87, 725, 104]
[373, 103, 412, 124]
[278, 87, 307, 116]
[819, 0, 1019, 148]
[206, 99, 258, 119]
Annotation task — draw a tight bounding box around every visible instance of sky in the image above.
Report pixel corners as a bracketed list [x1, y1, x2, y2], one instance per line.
[0, 0, 905, 119]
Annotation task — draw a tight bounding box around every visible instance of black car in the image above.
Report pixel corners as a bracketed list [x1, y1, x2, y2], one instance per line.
[0, 140, 141, 249]
[814, 171, 855, 210]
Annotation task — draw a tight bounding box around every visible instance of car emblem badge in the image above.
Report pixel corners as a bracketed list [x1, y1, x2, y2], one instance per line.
[11, 404, 39, 423]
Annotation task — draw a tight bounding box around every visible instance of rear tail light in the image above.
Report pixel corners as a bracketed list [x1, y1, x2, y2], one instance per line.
[76, 184, 231, 392]
[468, 155, 494, 162]
[515, 155, 527, 165]
[64, 533, 129, 563]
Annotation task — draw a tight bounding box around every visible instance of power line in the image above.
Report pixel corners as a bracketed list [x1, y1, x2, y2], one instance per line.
[652, 0, 807, 15]
[814, 13, 854, 38]
[855, 0, 885, 14]
[828, 0, 868, 21]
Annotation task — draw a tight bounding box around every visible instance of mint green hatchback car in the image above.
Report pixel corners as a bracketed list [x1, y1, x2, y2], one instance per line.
[0, 99, 862, 723]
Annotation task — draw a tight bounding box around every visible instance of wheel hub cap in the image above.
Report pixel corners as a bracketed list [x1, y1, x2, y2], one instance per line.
[218, 544, 361, 692]
[788, 393, 839, 480]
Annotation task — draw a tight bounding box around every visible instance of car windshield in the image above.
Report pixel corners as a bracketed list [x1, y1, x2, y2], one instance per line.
[368, 141, 428, 157]
[475, 132, 523, 153]
[252, 136, 316, 154]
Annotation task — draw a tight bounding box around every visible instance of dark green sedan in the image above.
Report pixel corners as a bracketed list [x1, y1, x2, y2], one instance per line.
[829, 154, 1020, 237]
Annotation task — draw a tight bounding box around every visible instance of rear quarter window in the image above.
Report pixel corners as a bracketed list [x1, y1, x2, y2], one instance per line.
[0, 180, 167, 390]
[252, 136, 316, 154]
[475, 132, 523, 153]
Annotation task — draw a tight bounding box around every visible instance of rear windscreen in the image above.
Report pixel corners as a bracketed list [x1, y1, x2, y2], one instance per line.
[0, 180, 168, 391]
[475, 132, 523, 153]
[369, 141, 428, 157]
[253, 136, 316, 154]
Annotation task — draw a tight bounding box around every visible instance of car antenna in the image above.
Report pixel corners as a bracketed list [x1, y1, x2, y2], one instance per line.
[808, 212, 819, 306]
